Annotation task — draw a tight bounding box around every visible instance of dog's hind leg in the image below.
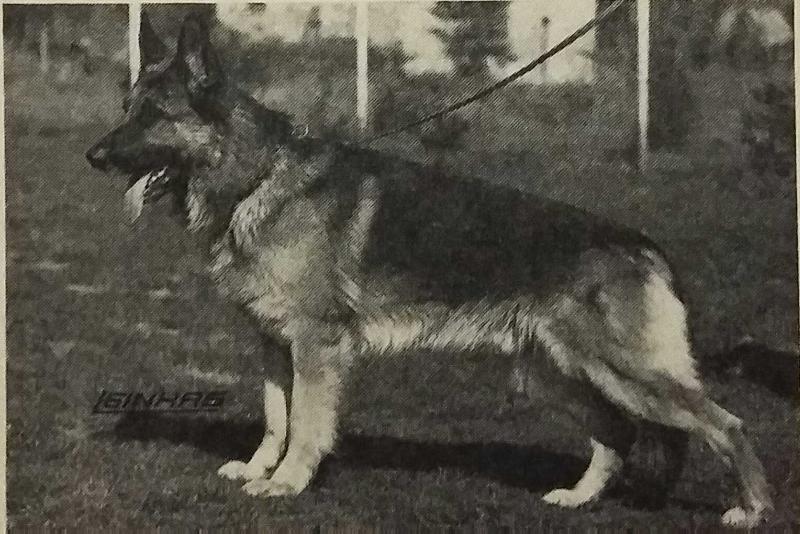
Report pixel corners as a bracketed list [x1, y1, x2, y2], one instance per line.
[633, 273, 771, 527]
[219, 337, 292, 481]
[543, 439, 624, 508]
[570, 271, 772, 527]
[542, 384, 636, 507]
[634, 422, 690, 508]
[580, 359, 772, 527]
[617, 384, 772, 526]
[688, 397, 773, 528]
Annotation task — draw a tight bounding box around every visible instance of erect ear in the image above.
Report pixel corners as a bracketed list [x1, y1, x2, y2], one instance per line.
[139, 11, 167, 69]
[177, 13, 224, 98]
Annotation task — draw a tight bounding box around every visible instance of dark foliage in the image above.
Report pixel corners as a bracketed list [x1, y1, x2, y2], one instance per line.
[430, 2, 514, 77]
[742, 82, 795, 177]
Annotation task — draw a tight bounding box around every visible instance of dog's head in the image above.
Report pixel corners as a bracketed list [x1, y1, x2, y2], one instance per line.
[86, 13, 291, 222]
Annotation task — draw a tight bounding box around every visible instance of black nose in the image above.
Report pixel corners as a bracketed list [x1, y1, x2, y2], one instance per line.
[86, 145, 110, 170]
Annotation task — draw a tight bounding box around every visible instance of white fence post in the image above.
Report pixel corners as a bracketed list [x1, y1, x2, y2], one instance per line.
[38, 21, 50, 73]
[637, 0, 650, 169]
[129, 1, 142, 86]
[356, 3, 369, 131]
[540, 16, 550, 84]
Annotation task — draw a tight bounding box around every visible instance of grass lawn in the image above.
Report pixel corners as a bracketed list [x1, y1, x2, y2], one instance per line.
[6, 112, 799, 528]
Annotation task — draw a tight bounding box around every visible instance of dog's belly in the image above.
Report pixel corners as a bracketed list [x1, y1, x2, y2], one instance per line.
[357, 298, 531, 355]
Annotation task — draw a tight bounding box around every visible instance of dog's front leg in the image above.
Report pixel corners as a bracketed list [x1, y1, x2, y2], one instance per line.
[243, 321, 349, 497]
[219, 338, 292, 481]
[218, 378, 288, 481]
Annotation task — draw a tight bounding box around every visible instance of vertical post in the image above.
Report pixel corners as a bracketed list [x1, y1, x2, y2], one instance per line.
[636, 0, 650, 169]
[356, 2, 369, 131]
[0, 5, 7, 530]
[795, 0, 799, 293]
[540, 17, 550, 84]
[129, 1, 142, 86]
[38, 21, 49, 73]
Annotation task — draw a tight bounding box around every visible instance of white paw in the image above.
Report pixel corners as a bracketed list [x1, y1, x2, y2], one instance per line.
[722, 506, 765, 529]
[242, 477, 303, 497]
[542, 488, 593, 508]
[217, 460, 266, 481]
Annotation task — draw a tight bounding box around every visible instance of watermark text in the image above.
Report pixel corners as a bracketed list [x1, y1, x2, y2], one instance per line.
[92, 389, 227, 414]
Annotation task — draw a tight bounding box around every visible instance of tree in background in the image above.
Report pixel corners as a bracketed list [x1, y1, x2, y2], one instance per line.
[430, 2, 514, 77]
[4, 5, 125, 73]
[145, 4, 216, 42]
[303, 6, 322, 42]
[648, 0, 694, 151]
[595, 0, 635, 54]
[4, 5, 54, 71]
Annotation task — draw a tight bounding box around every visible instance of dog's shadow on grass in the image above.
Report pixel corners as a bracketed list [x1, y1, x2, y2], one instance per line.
[106, 413, 584, 493]
[105, 413, 713, 513]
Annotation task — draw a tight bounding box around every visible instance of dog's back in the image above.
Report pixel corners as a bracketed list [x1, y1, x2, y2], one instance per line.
[338, 145, 659, 303]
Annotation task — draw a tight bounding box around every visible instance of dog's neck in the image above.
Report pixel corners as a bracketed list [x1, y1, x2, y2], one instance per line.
[184, 86, 328, 249]
[185, 142, 275, 236]
[225, 87, 293, 146]
[186, 136, 334, 253]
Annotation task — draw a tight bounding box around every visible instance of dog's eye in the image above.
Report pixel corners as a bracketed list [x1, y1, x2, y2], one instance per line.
[137, 99, 165, 123]
[155, 96, 188, 119]
[156, 101, 179, 118]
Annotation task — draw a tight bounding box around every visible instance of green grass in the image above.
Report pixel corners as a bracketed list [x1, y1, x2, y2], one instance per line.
[6, 97, 799, 528]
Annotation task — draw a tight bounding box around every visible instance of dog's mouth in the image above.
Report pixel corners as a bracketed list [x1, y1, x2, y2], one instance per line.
[123, 166, 176, 222]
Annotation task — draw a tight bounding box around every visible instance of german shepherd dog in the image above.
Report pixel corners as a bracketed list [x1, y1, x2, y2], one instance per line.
[86, 14, 772, 527]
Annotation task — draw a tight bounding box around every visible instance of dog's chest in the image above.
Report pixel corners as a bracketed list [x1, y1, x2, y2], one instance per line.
[207, 198, 340, 331]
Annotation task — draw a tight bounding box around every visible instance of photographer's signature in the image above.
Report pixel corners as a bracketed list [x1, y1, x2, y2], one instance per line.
[92, 389, 227, 414]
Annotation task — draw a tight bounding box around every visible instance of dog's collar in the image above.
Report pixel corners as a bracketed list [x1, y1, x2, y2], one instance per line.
[291, 123, 310, 139]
